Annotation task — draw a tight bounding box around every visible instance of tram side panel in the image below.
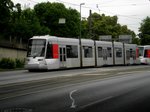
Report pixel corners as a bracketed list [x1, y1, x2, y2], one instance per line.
[58, 37, 80, 68]
[135, 47, 140, 65]
[139, 45, 150, 64]
[81, 39, 95, 67]
[113, 42, 124, 65]
[95, 41, 104, 66]
[45, 37, 60, 70]
[96, 41, 113, 66]
[124, 44, 137, 65]
[144, 46, 150, 64]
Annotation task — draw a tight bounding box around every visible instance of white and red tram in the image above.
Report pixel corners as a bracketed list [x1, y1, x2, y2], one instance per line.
[25, 35, 140, 71]
[138, 45, 150, 64]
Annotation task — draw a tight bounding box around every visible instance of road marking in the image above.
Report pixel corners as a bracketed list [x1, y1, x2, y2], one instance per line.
[117, 71, 144, 75]
[81, 96, 113, 109]
[70, 90, 77, 108]
[83, 73, 108, 76]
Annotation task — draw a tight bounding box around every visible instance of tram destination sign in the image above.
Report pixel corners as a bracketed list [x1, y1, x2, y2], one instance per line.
[119, 35, 132, 44]
[59, 18, 66, 24]
[99, 35, 112, 42]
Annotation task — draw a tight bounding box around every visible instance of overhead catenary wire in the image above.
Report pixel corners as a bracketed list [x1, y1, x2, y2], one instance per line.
[55, 0, 145, 21]
[24, 0, 39, 4]
[18, 0, 145, 24]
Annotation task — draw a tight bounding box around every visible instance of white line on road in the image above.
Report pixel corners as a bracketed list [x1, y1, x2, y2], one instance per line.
[81, 96, 113, 109]
[70, 90, 77, 108]
[117, 71, 147, 75]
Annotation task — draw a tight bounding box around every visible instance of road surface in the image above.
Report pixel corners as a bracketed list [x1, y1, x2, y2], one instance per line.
[0, 65, 150, 112]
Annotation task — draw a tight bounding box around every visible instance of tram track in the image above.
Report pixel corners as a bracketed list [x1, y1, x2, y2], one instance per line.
[0, 66, 149, 101]
[0, 74, 110, 101]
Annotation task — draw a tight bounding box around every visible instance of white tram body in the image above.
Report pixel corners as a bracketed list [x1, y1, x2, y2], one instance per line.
[138, 45, 150, 64]
[25, 35, 140, 71]
[81, 39, 95, 67]
[113, 42, 124, 65]
[96, 41, 113, 66]
[124, 44, 138, 65]
[58, 37, 80, 68]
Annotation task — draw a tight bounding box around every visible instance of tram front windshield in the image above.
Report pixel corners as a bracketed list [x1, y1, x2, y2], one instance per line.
[138, 47, 144, 57]
[27, 39, 46, 57]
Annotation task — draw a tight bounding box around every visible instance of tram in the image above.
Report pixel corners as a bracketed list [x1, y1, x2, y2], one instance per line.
[25, 35, 140, 71]
[138, 45, 150, 64]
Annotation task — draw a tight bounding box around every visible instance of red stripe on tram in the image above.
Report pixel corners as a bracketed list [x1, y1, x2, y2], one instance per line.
[52, 44, 59, 59]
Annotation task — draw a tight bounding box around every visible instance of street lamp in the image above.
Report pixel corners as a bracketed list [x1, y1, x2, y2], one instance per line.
[79, 3, 85, 67]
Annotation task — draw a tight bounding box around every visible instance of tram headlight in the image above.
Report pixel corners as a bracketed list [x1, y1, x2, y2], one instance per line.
[38, 59, 44, 61]
[39, 59, 47, 65]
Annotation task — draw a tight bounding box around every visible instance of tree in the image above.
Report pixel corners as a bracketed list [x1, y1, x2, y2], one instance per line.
[83, 12, 135, 41]
[10, 6, 50, 42]
[34, 2, 80, 38]
[0, 0, 14, 37]
[1, 1, 136, 43]
[139, 16, 150, 45]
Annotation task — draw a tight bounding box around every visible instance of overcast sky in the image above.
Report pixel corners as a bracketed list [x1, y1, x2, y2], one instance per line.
[12, 0, 150, 34]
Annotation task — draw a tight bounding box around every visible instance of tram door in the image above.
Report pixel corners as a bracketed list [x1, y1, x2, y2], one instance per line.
[59, 46, 67, 68]
[103, 49, 107, 65]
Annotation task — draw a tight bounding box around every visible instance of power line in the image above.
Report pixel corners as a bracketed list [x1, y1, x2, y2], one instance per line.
[88, 6, 143, 21]
[25, 0, 38, 4]
[55, 0, 79, 6]
[53, 0, 144, 21]
[98, 3, 149, 8]
[19, 0, 144, 21]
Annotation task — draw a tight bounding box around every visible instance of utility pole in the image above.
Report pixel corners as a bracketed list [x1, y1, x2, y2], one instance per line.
[96, 4, 100, 14]
[89, 10, 92, 39]
[79, 3, 85, 67]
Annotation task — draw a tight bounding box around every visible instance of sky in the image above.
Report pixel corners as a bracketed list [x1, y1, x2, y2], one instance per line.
[12, 0, 150, 35]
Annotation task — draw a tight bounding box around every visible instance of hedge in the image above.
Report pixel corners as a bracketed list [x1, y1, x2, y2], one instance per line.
[0, 58, 25, 69]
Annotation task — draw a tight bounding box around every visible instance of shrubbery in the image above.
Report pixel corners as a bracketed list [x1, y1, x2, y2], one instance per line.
[15, 59, 25, 68]
[0, 58, 25, 69]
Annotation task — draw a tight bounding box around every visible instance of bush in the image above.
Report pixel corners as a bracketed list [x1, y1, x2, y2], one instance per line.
[0, 58, 25, 69]
[0, 58, 16, 69]
[15, 59, 25, 68]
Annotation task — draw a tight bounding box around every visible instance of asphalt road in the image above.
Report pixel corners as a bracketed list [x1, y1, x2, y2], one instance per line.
[0, 65, 150, 112]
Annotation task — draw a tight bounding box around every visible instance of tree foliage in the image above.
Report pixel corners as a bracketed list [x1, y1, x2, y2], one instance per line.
[0, 0, 14, 36]
[82, 13, 136, 41]
[10, 6, 50, 41]
[139, 16, 150, 45]
[0, 0, 137, 45]
[34, 2, 80, 37]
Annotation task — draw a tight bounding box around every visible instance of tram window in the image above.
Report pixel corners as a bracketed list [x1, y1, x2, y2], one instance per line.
[144, 50, 150, 58]
[130, 49, 133, 57]
[84, 46, 93, 58]
[98, 47, 103, 57]
[115, 47, 122, 57]
[66, 45, 78, 58]
[46, 43, 52, 59]
[138, 47, 144, 56]
[60, 55, 63, 61]
[64, 55, 66, 61]
[60, 48, 62, 54]
[136, 48, 139, 58]
[63, 48, 66, 54]
[60, 48, 63, 61]
[27, 39, 46, 57]
[147, 50, 150, 58]
[130, 49, 136, 59]
[107, 47, 112, 57]
[126, 50, 130, 60]
[144, 50, 147, 57]
[132, 51, 136, 59]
